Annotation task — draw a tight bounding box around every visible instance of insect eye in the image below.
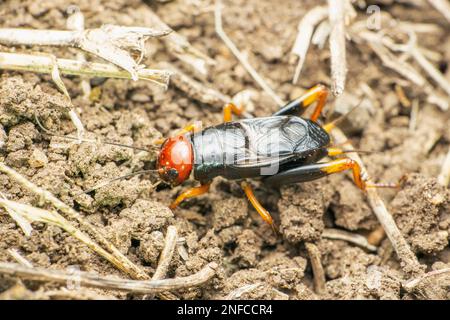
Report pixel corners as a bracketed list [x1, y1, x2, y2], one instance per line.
[167, 168, 179, 179]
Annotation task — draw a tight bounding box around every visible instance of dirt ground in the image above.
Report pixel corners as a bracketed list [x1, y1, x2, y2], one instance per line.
[0, 0, 449, 300]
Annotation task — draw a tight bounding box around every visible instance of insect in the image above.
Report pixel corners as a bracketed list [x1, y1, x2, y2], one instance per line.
[156, 84, 393, 230]
[40, 84, 393, 230]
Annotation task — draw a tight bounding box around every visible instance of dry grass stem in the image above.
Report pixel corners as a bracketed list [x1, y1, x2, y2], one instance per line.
[0, 262, 218, 294]
[0, 197, 135, 277]
[403, 267, 450, 291]
[409, 99, 420, 132]
[0, 52, 171, 88]
[291, 6, 328, 84]
[328, 0, 347, 96]
[322, 228, 377, 252]
[150, 226, 179, 300]
[363, 35, 426, 87]
[158, 62, 229, 107]
[427, 0, 450, 23]
[0, 193, 33, 237]
[215, 0, 285, 107]
[305, 242, 326, 294]
[437, 147, 450, 187]
[49, 56, 85, 141]
[66, 6, 91, 99]
[0, 162, 148, 280]
[361, 37, 447, 110]
[312, 20, 331, 50]
[7, 249, 34, 268]
[0, 25, 171, 80]
[330, 128, 424, 275]
[152, 226, 178, 281]
[381, 32, 450, 99]
[224, 283, 264, 300]
[144, 7, 215, 77]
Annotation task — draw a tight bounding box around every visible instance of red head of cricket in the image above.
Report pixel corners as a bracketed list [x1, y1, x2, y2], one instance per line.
[157, 135, 193, 186]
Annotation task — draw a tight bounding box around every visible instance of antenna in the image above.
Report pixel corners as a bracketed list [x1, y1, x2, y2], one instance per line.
[35, 115, 160, 152]
[75, 169, 161, 196]
[323, 97, 365, 132]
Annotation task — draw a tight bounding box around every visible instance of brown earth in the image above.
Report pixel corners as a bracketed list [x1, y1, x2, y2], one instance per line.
[0, 0, 449, 300]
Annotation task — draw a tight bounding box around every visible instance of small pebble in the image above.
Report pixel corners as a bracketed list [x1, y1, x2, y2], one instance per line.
[28, 148, 48, 168]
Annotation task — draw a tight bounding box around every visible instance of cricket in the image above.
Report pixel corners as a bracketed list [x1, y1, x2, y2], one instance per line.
[0, 0, 449, 304]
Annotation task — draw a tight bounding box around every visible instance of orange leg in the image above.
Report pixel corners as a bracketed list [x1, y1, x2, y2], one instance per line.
[326, 147, 375, 157]
[153, 137, 166, 145]
[322, 121, 336, 133]
[223, 102, 245, 122]
[320, 158, 367, 189]
[153, 123, 202, 145]
[175, 122, 202, 136]
[169, 183, 211, 209]
[265, 158, 398, 189]
[320, 158, 397, 190]
[327, 147, 346, 157]
[241, 181, 277, 233]
[274, 84, 328, 122]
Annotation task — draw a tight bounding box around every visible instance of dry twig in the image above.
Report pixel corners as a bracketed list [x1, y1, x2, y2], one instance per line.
[403, 267, 450, 291]
[0, 262, 218, 294]
[0, 25, 170, 80]
[330, 128, 424, 275]
[152, 226, 178, 281]
[215, 0, 284, 107]
[148, 226, 179, 300]
[224, 283, 264, 300]
[0, 52, 171, 88]
[158, 62, 228, 107]
[437, 147, 450, 187]
[291, 6, 328, 84]
[328, 0, 347, 96]
[352, 28, 449, 111]
[7, 249, 34, 268]
[322, 228, 377, 252]
[143, 7, 215, 78]
[66, 5, 91, 99]
[381, 32, 450, 99]
[0, 162, 148, 280]
[305, 242, 326, 295]
[0, 197, 136, 278]
[427, 0, 450, 23]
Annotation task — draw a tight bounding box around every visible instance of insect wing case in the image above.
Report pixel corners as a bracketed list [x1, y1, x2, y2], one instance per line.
[190, 116, 329, 181]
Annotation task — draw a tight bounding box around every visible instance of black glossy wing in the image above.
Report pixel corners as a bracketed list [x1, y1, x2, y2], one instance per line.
[227, 116, 329, 169]
[190, 116, 330, 181]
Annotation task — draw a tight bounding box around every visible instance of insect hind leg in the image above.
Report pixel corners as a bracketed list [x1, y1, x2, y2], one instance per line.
[273, 84, 328, 122]
[264, 158, 397, 190]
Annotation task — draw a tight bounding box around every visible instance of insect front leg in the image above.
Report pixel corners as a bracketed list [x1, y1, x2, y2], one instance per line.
[273, 84, 328, 122]
[169, 183, 211, 209]
[264, 158, 397, 190]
